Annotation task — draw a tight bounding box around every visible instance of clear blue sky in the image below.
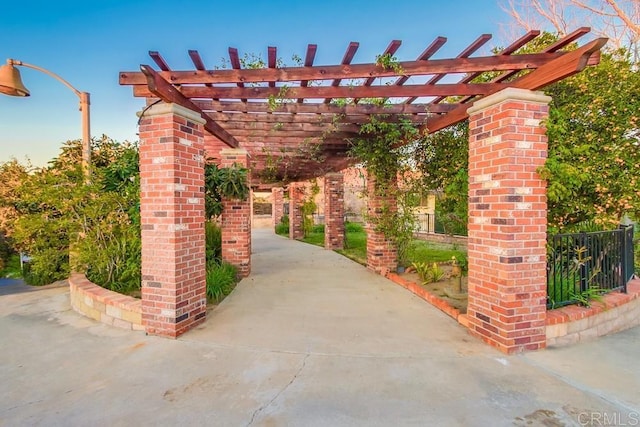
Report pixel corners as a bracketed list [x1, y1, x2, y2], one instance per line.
[0, 0, 512, 166]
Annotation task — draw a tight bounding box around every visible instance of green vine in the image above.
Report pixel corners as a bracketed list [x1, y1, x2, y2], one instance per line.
[300, 180, 320, 237]
[349, 114, 426, 265]
[375, 53, 403, 74]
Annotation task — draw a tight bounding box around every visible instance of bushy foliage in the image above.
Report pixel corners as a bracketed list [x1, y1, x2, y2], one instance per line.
[3, 137, 142, 288]
[205, 221, 222, 263]
[541, 48, 640, 229]
[206, 261, 238, 303]
[205, 161, 250, 220]
[275, 214, 290, 236]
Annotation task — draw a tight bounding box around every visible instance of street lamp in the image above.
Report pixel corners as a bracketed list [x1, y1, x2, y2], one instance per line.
[0, 58, 91, 179]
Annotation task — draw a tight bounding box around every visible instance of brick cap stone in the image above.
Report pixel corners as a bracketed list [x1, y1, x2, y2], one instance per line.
[467, 88, 552, 115]
[220, 148, 250, 157]
[136, 102, 206, 125]
[324, 172, 344, 177]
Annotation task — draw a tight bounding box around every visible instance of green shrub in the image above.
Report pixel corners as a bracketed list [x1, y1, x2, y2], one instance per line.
[206, 261, 238, 303]
[205, 222, 222, 263]
[275, 215, 289, 236]
[311, 224, 324, 233]
[412, 261, 445, 284]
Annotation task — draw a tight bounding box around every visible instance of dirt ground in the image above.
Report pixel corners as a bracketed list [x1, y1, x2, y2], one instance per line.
[401, 264, 468, 314]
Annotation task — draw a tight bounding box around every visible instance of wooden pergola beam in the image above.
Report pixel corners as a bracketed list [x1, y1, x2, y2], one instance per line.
[140, 65, 239, 148]
[193, 99, 440, 114]
[430, 30, 540, 104]
[405, 34, 492, 104]
[119, 52, 570, 86]
[204, 111, 431, 123]
[354, 39, 401, 103]
[422, 37, 608, 134]
[394, 36, 447, 86]
[133, 82, 510, 99]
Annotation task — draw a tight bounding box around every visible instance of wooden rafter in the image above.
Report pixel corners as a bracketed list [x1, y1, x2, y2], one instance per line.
[404, 34, 491, 104]
[353, 39, 401, 104]
[298, 44, 317, 103]
[325, 41, 359, 104]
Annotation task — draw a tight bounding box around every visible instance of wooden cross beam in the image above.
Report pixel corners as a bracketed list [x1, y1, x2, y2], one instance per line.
[140, 65, 239, 148]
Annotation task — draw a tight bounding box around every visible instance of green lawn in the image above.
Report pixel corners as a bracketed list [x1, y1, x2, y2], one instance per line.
[300, 224, 466, 267]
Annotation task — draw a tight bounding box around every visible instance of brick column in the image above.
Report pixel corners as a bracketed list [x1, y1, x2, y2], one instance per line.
[289, 183, 305, 240]
[272, 187, 284, 228]
[466, 88, 550, 353]
[138, 103, 207, 338]
[324, 173, 345, 250]
[220, 149, 251, 278]
[366, 175, 398, 274]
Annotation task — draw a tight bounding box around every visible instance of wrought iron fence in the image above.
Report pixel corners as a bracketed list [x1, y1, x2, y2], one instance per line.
[547, 225, 635, 308]
[415, 213, 446, 234]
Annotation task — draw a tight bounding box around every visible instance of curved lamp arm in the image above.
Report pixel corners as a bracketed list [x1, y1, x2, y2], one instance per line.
[8, 59, 82, 98]
[6, 59, 91, 180]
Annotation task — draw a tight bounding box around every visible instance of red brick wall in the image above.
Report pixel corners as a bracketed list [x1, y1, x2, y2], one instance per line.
[272, 187, 284, 227]
[324, 173, 345, 250]
[366, 175, 398, 274]
[466, 88, 551, 353]
[220, 149, 251, 277]
[138, 103, 207, 338]
[289, 183, 305, 240]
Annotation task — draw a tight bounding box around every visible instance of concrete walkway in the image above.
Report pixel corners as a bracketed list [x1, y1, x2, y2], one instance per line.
[1, 229, 638, 426]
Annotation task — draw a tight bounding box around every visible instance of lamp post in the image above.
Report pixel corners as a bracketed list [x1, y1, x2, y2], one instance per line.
[0, 58, 91, 179]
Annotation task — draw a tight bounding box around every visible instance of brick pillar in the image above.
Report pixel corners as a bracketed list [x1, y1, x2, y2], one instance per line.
[324, 173, 345, 250]
[466, 88, 550, 353]
[289, 183, 305, 240]
[138, 103, 207, 338]
[220, 149, 251, 278]
[366, 175, 398, 274]
[272, 187, 284, 228]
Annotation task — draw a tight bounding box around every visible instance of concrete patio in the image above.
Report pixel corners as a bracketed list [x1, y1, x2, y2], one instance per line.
[1, 229, 638, 426]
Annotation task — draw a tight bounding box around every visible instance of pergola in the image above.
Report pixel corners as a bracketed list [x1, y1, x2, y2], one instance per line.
[119, 28, 606, 353]
[120, 27, 604, 185]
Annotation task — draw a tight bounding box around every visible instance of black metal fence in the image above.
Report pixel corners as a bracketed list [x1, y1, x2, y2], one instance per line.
[547, 225, 635, 308]
[415, 213, 445, 234]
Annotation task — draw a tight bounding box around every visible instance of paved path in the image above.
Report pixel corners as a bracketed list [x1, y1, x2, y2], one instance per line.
[1, 229, 638, 426]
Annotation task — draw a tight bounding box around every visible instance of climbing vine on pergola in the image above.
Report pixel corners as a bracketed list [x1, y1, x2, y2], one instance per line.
[120, 28, 605, 186]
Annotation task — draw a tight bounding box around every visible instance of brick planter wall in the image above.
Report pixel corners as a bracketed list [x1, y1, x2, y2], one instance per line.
[220, 149, 252, 278]
[138, 103, 207, 338]
[366, 175, 398, 274]
[69, 274, 143, 331]
[466, 88, 551, 353]
[546, 279, 640, 347]
[324, 173, 345, 250]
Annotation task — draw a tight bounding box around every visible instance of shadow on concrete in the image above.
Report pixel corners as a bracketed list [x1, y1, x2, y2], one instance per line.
[0, 278, 66, 296]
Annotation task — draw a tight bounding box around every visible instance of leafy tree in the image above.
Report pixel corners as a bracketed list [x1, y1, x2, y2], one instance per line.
[541, 48, 640, 229]
[416, 37, 639, 233]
